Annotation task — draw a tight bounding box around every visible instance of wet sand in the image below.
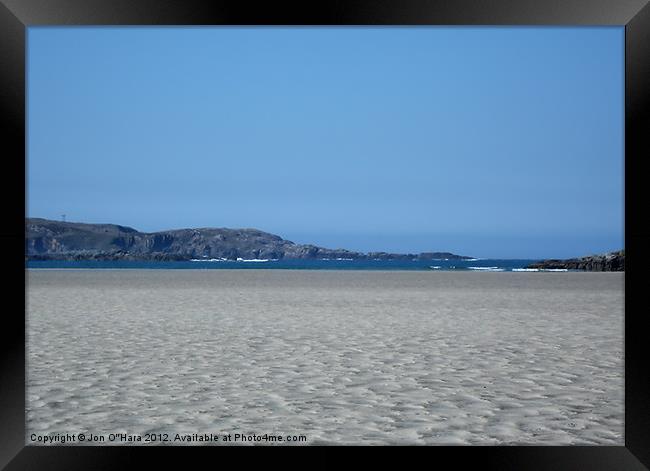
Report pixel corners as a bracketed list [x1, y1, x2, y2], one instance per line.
[26, 269, 624, 445]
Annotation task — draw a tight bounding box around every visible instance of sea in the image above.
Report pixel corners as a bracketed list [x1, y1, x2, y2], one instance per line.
[26, 258, 565, 271]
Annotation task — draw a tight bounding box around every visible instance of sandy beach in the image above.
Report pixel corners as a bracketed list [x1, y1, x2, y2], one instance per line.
[26, 269, 624, 445]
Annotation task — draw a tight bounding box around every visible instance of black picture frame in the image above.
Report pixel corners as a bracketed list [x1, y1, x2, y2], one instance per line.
[2, 0, 648, 468]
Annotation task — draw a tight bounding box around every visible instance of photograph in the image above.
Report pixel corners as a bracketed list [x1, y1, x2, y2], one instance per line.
[23, 25, 626, 447]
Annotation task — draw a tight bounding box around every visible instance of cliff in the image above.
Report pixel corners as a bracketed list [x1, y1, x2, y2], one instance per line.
[26, 218, 473, 262]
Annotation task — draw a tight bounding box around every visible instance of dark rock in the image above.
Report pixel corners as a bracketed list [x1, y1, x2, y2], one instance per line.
[526, 251, 624, 271]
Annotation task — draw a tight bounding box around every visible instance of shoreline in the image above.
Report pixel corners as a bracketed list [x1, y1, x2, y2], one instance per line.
[24, 267, 622, 273]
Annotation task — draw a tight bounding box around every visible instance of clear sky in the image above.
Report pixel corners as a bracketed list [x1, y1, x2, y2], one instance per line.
[27, 27, 624, 259]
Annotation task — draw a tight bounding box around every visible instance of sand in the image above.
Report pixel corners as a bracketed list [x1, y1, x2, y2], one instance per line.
[26, 269, 624, 445]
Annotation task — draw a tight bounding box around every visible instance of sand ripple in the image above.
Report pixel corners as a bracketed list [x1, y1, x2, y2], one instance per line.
[27, 270, 624, 445]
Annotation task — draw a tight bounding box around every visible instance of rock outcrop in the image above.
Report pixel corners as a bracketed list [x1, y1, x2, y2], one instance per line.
[26, 218, 473, 262]
[526, 251, 625, 271]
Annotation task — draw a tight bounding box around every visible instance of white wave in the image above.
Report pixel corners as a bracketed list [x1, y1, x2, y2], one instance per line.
[512, 268, 539, 272]
[190, 258, 228, 262]
[429, 266, 441, 269]
[541, 268, 568, 272]
[335, 258, 354, 261]
[468, 267, 505, 271]
[236, 258, 270, 262]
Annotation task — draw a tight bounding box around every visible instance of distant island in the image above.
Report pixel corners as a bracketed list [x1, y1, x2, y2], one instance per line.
[526, 251, 624, 272]
[26, 218, 474, 262]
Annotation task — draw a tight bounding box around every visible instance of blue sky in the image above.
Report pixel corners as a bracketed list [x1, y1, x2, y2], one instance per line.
[27, 27, 624, 259]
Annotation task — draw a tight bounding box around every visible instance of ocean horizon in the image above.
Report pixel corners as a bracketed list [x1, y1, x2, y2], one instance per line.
[25, 258, 568, 272]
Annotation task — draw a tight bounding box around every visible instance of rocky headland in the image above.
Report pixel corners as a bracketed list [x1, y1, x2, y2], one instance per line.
[26, 218, 472, 262]
[526, 251, 625, 272]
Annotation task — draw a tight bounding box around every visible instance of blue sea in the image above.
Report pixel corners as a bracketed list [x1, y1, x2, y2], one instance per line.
[25, 259, 560, 271]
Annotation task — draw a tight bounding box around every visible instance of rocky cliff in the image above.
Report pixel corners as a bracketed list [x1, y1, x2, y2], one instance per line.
[526, 251, 625, 271]
[26, 218, 473, 262]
